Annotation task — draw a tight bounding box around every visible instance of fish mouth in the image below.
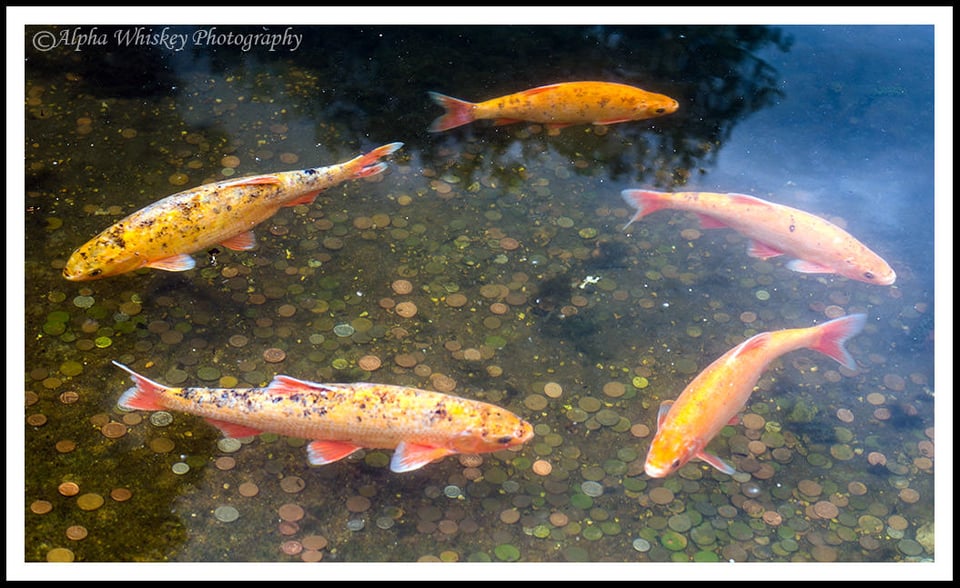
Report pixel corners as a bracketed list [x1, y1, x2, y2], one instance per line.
[878, 271, 897, 286]
[643, 462, 670, 478]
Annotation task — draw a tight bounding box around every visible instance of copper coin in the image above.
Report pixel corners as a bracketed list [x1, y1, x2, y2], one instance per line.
[58, 482, 80, 497]
[110, 488, 133, 502]
[278, 503, 305, 522]
[101, 422, 127, 439]
[301, 535, 328, 551]
[66, 525, 88, 541]
[30, 500, 53, 515]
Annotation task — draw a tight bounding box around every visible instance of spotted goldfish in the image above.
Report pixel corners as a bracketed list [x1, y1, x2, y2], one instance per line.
[428, 81, 678, 132]
[643, 313, 867, 478]
[621, 189, 896, 285]
[63, 143, 404, 281]
[113, 361, 533, 473]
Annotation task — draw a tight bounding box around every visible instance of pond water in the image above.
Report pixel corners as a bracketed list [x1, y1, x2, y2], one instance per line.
[11, 8, 950, 582]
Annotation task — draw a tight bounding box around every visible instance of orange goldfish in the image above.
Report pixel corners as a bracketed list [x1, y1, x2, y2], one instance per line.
[63, 143, 404, 281]
[621, 189, 896, 285]
[113, 361, 533, 473]
[428, 81, 678, 132]
[643, 313, 867, 478]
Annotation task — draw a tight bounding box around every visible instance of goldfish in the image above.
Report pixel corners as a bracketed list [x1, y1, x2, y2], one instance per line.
[63, 143, 404, 281]
[113, 361, 533, 473]
[427, 81, 678, 132]
[643, 313, 867, 478]
[620, 189, 896, 285]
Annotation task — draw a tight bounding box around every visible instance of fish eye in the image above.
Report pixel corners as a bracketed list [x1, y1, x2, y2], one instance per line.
[497, 436, 514, 445]
[864, 271, 875, 280]
[655, 108, 666, 113]
[671, 459, 681, 469]
[89, 269, 102, 277]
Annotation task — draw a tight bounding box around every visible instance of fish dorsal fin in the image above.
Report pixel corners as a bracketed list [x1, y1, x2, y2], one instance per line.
[747, 240, 785, 260]
[656, 400, 674, 429]
[727, 193, 772, 208]
[205, 418, 262, 438]
[220, 230, 257, 251]
[519, 84, 561, 97]
[785, 259, 836, 274]
[307, 440, 362, 466]
[219, 174, 283, 188]
[731, 332, 771, 361]
[390, 442, 456, 472]
[267, 375, 343, 396]
[146, 253, 196, 272]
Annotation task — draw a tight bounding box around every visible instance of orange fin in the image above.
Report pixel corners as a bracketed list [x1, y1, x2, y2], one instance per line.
[518, 84, 562, 97]
[283, 190, 321, 207]
[266, 375, 342, 396]
[593, 118, 632, 125]
[747, 240, 785, 260]
[390, 441, 455, 472]
[809, 313, 866, 371]
[344, 142, 404, 179]
[219, 174, 283, 188]
[493, 118, 523, 126]
[114, 361, 169, 411]
[545, 122, 575, 129]
[428, 92, 477, 132]
[620, 190, 672, 230]
[307, 440, 363, 466]
[696, 213, 729, 230]
[146, 253, 196, 272]
[696, 450, 736, 475]
[205, 418, 262, 438]
[727, 193, 771, 208]
[220, 230, 257, 251]
[785, 259, 836, 274]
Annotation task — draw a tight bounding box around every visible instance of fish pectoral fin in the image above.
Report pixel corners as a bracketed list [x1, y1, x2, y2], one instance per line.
[785, 259, 836, 274]
[283, 190, 322, 207]
[307, 440, 363, 466]
[493, 118, 523, 126]
[546, 122, 575, 129]
[146, 254, 196, 272]
[655, 400, 674, 429]
[205, 419, 262, 438]
[695, 213, 729, 230]
[220, 230, 257, 251]
[593, 118, 632, 125]
[390, 441, 455, 473]
[697, 450, 736, 475]
[747, 240, 785, 260]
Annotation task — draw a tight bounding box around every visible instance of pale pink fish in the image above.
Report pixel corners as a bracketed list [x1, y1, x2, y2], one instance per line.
[621, 189, 896, 285]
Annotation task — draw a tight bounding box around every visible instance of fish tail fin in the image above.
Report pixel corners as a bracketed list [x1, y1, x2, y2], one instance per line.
[113, 361, 169, 411]
[620, 190, 671, 231]
[347, 142, 404, 180]
[427, 92, 477, 132]
[810, 313, 867, 371]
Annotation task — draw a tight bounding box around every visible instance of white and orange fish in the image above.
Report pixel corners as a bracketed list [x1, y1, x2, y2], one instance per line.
[428, 81, 678, 132]
[644, 313, 867, 478]
[113, 361, 533, 473]
[621, 189, 896, 285]
[63, 143, 404, 281]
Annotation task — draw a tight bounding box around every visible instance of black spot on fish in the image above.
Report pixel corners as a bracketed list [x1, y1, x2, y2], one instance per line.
[303, 168, 317, 175]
